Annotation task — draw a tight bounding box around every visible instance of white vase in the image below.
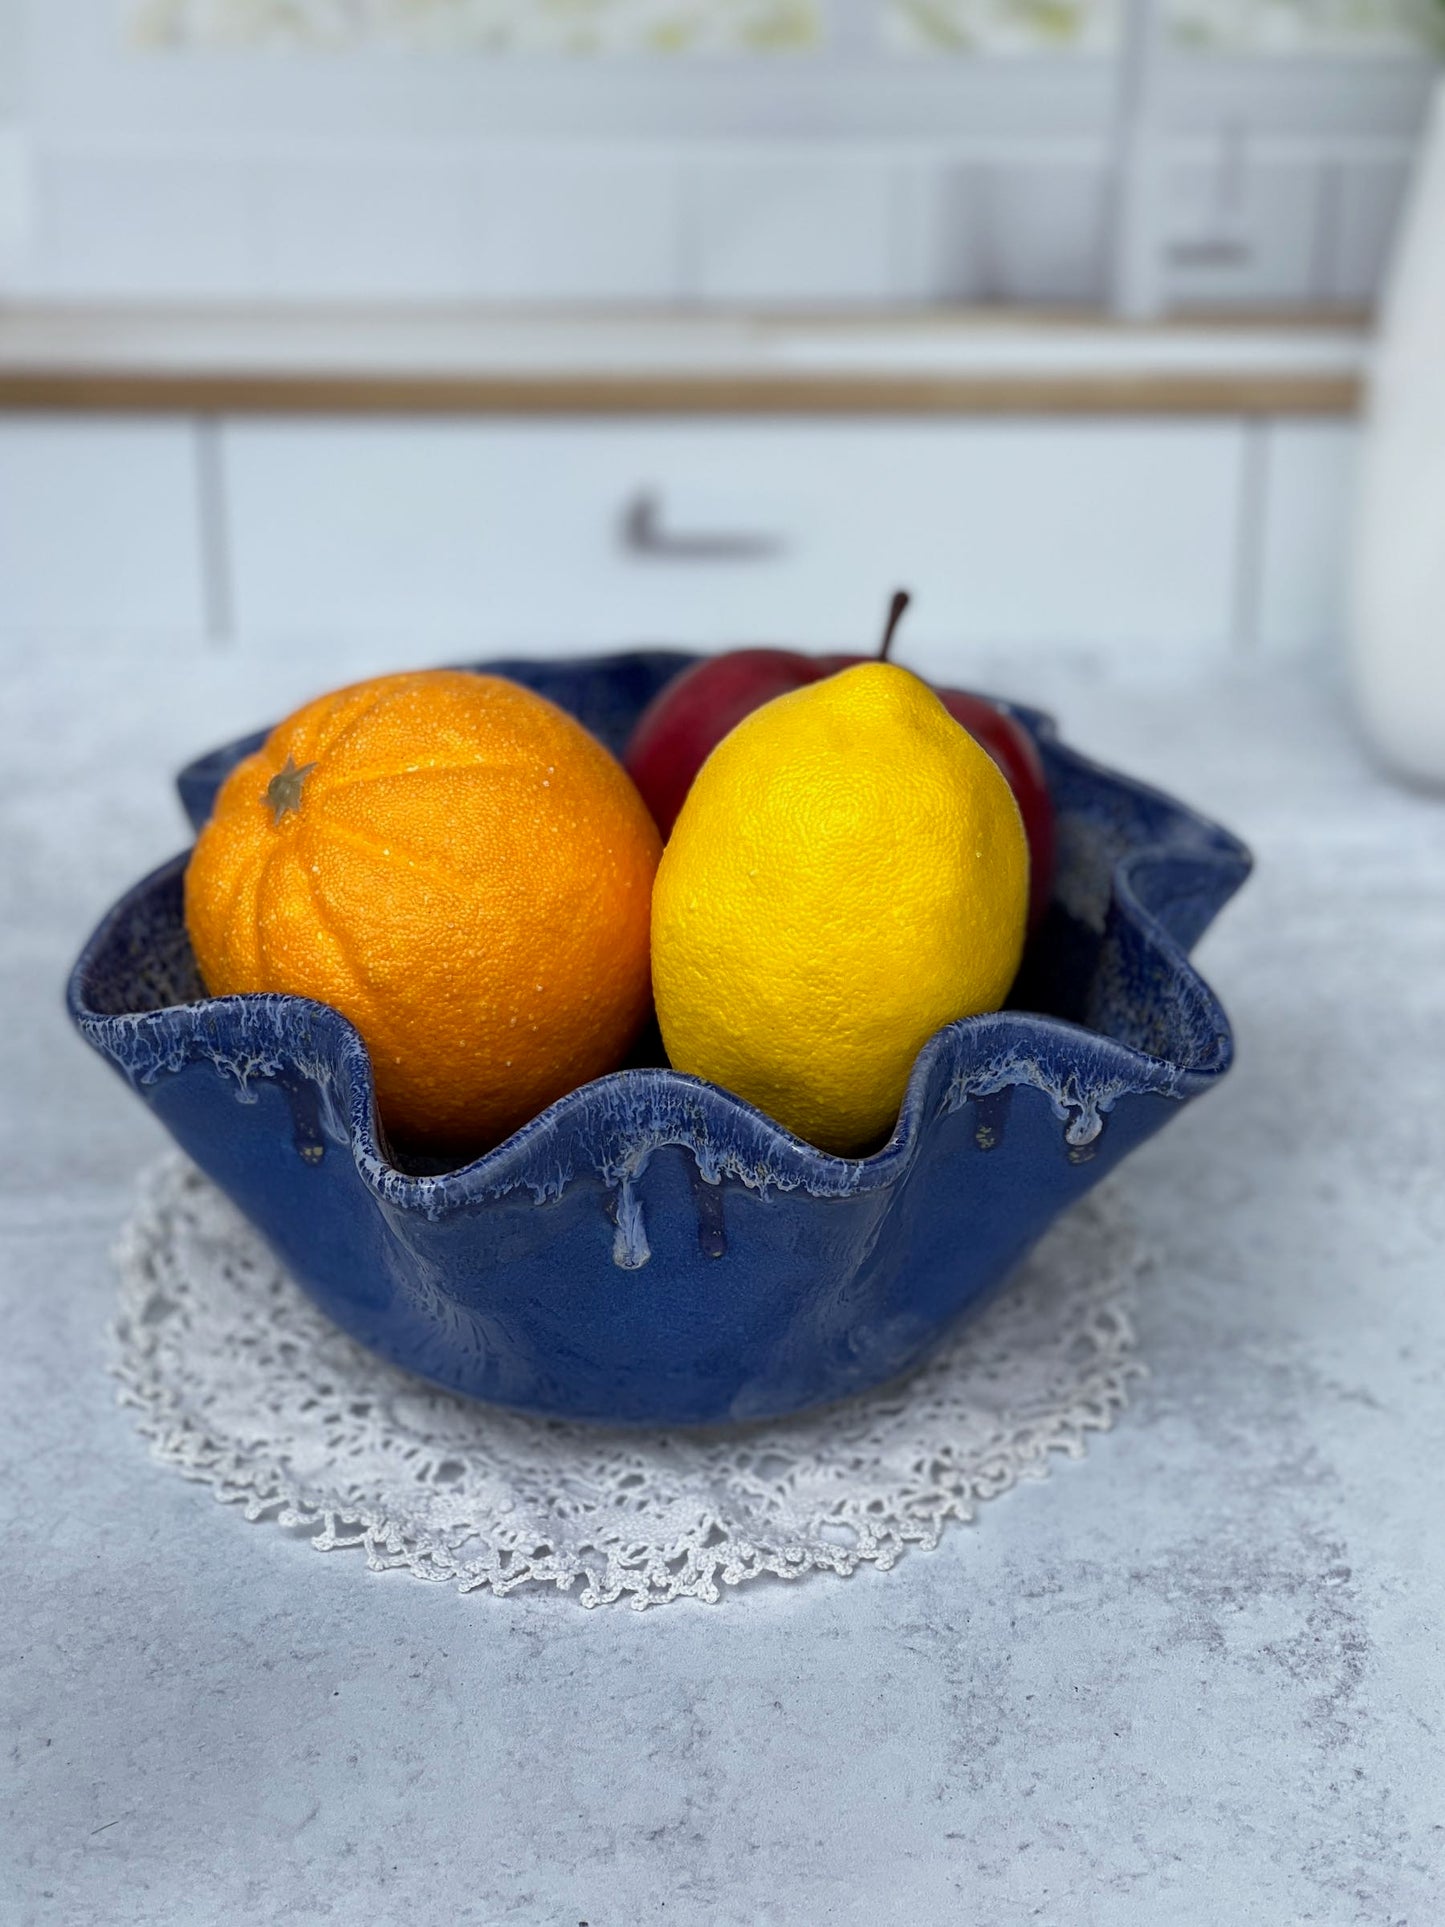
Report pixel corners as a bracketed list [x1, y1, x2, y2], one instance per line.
[1351, 75, 1445, 787]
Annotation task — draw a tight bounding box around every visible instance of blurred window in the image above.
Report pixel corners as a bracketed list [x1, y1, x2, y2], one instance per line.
[126, 0, 829, 55]
[1, 0, 1440, 310]
[121, 0, 1445, 56]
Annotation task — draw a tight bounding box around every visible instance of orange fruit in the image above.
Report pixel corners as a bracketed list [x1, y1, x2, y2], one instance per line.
[184, 669, 662, 1152]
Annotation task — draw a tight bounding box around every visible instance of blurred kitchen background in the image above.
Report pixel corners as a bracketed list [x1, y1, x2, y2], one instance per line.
[1, 0, 1442, 680]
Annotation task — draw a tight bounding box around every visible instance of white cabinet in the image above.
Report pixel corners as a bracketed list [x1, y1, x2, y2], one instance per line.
[0, 416, 206, 633]
[221, 417, 1246, 674]
[1254, 420, 1359, 661]
[0, 408, 1355, 669]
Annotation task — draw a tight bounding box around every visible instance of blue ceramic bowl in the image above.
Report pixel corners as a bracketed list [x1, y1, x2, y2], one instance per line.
[68, 652, 1249, 1427]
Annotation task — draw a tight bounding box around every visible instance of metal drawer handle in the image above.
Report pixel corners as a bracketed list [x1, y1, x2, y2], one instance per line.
[620, 491, 784, 562]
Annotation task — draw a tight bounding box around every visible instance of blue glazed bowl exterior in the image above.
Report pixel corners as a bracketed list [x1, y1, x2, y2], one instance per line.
[68, 652, 1249, 1427]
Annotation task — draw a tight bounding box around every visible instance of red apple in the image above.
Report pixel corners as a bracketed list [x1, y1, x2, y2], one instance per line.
[625, 648, 835, 841]
[624, 596, 1055, 930]
[933, 686, 1056, 933]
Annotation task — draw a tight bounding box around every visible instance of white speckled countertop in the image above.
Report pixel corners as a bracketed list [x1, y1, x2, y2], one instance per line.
[4, 633, 1443, 1925]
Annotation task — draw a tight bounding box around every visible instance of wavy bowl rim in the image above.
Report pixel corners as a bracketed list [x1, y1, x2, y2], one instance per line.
[67, 699, 1251, 1215]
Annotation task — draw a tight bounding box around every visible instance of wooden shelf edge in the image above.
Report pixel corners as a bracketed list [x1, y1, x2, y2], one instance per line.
[0, 369, 1363, 416]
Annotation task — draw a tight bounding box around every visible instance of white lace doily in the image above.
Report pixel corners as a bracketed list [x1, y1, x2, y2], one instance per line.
[113, 1156, 1149, 1610]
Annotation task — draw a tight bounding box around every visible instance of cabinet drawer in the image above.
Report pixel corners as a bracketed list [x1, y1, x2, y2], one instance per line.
[222, 418, 1246, 674]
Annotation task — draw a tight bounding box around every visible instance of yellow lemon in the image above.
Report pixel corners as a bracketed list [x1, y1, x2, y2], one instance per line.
[651, 661, 1029, 1155]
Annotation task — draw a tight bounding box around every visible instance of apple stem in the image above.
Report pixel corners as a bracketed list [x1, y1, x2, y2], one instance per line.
[879, 590, 911, 663]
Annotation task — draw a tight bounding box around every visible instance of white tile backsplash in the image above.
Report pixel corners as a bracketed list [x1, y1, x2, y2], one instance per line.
[691, 157, 895, 306]
[975, 161, 1111, 306]
[254, 154, 472, 302]
[0, 416, 206, 632]
[4, 134, 1420, 311]
[473, 155, 684, 303]
[1163, 148, 1324, 308]
[1329, 155, 1412, 305]
[29, 152, 256, 299]
[900, 162, 1112, 307]
[0, 126, 31, 281]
